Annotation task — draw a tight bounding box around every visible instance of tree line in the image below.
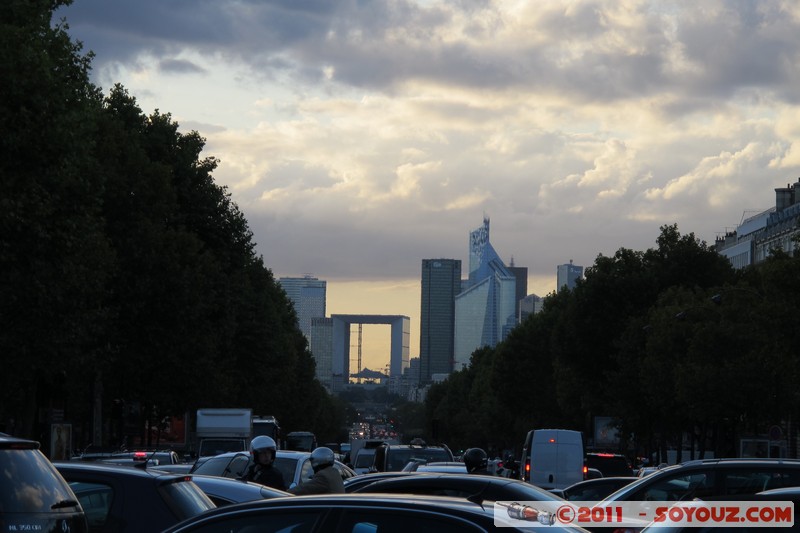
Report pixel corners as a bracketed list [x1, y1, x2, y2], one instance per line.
[1, 0, 347, 451]
[423, 225, 800, 463]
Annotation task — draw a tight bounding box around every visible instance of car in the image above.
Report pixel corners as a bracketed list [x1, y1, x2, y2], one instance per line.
[370, 439, 454, 472]
[54, 460, 216, 532]
[550, 476, 638, 501]
[351, 446, 378, 474]
[72, 448, 184, 466]
[162, 493, 592, 532]
[520, 429, 585, 489]
[401, 460, 467, 473]
[601, 458, 800, 505]
[188, 474, 291, 506]
[0, 435, 87, 532]
[343, 471, 417, 492]
[638, 486, 800, 532]
[189, 449, 356, 490]
[348, 472, 569, 504]
[585, 452, 634, 477]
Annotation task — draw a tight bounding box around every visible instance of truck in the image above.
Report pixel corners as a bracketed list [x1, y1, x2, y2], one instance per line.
[195, 408, 253, 458]
[252, 415, 281, 448]
[285, 431, 317, 452]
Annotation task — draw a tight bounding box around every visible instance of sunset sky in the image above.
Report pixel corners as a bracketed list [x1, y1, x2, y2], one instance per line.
[54, 1, 800, 370]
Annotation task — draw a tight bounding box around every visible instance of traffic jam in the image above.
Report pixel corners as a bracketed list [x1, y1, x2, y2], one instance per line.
[2, 415, 798, 532]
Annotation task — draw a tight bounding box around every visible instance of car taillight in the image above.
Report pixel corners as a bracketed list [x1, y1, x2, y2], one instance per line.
[133, 451, 147, 460]
[597, 452, 615, 457]
[583, 464, 588, 479]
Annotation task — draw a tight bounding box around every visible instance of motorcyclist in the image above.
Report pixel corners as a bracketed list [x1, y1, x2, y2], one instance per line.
[288, 446, 345, 495]
[463, 447, 492, 475]
[240, 436, 286, 490]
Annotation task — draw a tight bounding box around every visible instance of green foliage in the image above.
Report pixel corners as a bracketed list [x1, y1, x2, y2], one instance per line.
[1, 1, 341, 446]
[424, 223, 800, 460]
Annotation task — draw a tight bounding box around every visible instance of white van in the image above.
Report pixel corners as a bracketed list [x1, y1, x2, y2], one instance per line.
[519, 428, 584, 489]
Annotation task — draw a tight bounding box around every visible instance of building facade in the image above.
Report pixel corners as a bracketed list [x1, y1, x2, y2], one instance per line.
[453, 217, 517, 371]
[716, 179, 800, 267]
[419, 259, 462, 383]
[277, 275, 327, 340]
[557, 260, 583, 292]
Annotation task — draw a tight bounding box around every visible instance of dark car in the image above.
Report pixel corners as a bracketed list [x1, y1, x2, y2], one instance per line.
[162, 493, 591, 533]
[371, 439, 454, 472]
[550, 476, 638, 501]
[55, 461, 216, 532]
[639, 486, 800, 532]
[348, 472, 567, 504]
[602, 458, 800, 503]
[0, 435, 87, 532]
[585, 452, 634, 477]
[342, 471, 416, 492]
[188, 474, 290, 506]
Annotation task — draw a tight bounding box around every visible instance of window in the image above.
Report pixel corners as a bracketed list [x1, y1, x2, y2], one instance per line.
[338, 510, 482, 533]
[641, 472, 712, 501]
[188, 512, 318, 533]
[71, 482, 112, 529]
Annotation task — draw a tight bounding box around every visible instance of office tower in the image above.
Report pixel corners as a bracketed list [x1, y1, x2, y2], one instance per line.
[454, 217, 517, 369]
[309, 317, 333, 390]
[277, 275, 326, 339]
[557, 260, 583, 293]
[519, 294, 544, 322]
[420, 259, 461, 383]
[508, 258, 528, 323]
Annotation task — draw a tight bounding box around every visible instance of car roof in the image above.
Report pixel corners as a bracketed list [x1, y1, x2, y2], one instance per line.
[0, 435, 39, 449]
[169, 492, 497, 523]
[55, 459, 188, 479]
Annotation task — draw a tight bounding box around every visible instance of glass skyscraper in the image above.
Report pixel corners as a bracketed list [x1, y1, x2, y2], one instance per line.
[277, 275, 326, 340]
[454, 217, 516, 369]
[419, 259, 461, 383]
[557, 261, 583, 293]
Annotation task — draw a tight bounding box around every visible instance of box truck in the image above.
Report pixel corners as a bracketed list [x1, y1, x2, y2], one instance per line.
[195, 408, 253, 458]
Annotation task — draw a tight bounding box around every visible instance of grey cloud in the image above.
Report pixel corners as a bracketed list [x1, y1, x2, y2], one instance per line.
[159, 58, 207, 75]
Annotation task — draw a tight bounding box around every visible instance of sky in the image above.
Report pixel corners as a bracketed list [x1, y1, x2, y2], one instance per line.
[53, 0, 800, 370]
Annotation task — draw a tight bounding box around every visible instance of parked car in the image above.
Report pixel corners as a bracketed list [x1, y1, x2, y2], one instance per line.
[162, 493, 591, 532]
[602, 458, 800, 503]
[585, 452, 634, 477]
[189, 449, 356, 490]
[348, 472, 568, 505]
[0, 435, 87, 532]
[550, 476, 638, 500]
[188, 474, 290, 506]
[55, 461, 216, 532]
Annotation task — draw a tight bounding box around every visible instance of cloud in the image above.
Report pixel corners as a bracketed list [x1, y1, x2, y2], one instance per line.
[52, 0, 800, 293]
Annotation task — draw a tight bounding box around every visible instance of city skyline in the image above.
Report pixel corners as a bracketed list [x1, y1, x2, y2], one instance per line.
[52, 1, 800, 372]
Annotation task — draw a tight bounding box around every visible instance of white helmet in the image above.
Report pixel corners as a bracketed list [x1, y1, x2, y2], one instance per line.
[251, 436, 277, 463]
[310, 446, 335, 472]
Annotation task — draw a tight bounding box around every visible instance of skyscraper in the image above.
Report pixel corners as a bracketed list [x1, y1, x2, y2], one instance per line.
[419, 259, 461, 383]
[454, 217, 516, 369]
[277, 275, 326, 340]
[508, 258, 528, 324]
[557, 260, 583, 292]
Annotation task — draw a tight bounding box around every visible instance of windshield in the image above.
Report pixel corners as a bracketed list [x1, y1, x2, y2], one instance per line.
[0, 449, 80, 512]
[386, 448, 452, 471]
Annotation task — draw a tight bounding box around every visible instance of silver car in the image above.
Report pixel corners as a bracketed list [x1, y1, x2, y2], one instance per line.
[190, 450, 356, 490]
